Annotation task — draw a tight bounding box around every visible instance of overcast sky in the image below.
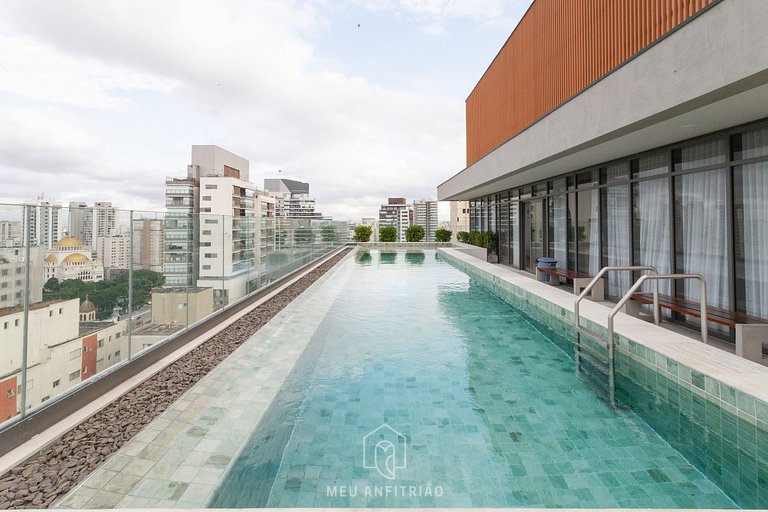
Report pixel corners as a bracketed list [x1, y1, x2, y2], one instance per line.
[0, 0, 531, 221]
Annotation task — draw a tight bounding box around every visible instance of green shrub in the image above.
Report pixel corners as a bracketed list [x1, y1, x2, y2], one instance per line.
[379, 225, 397, 242]
[435, 228, 452, 242]
[405, 225, 425, 242]
[461, 230, 497, 252]
[352, 225, 372, 242]
[456, 231, 470, 243]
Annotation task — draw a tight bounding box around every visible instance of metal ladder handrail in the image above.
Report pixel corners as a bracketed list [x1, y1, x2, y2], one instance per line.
[574, 266, 659, 330]
[604, 273, 708, 406]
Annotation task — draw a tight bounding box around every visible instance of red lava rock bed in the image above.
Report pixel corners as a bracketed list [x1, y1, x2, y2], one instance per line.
[0, 248, 351, 509]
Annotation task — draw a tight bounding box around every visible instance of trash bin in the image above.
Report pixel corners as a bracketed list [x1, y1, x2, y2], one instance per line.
[536, 257, 558, 282]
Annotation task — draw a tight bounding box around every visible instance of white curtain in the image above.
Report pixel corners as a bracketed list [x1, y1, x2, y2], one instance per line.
[552, 195, 567, 269]
[676, 169, 728, 308]
[740, 162, 768, 318]
[741, 127, 768, 159]
[587, 191, 600, 275]
[510, 201, 520, 268]
[606, 185, 631, 297]
[680, 140, 726, 170]
[634, 178, 671, 295]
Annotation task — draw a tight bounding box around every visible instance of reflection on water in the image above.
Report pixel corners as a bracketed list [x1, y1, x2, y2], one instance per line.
[379, 252, 397, 264]
[404, 251, 425, 265]
[355, 251, 372, 265]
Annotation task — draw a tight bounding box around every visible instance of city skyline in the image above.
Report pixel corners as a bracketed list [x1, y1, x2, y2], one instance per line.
[0, 0, 532, 220]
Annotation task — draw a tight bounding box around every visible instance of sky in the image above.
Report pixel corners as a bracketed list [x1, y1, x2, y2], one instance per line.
[0, 0, 532, 222]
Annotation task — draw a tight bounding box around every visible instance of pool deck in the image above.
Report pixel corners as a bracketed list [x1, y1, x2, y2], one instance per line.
[57, 250, 357, 509]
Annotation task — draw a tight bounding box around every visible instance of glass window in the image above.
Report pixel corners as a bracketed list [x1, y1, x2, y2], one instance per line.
[675, 139, 727, 171]
[577, 189, 600, 274]
[549, 194, 567, 269]
[577, 170, 598, 188]
[510, 201, 520, 268]
[734, 161, 768, 319]
[532, 183, 548, 197]
[605, 161, 630, 184]
[632, 151, 669, 179]
[632, 178, 671, 294]
[601, 185, 631, 297]
[732, 126, 768, 161]
[567, 193, 576, 270]
[674, 169, 729, 309]
[498, 196, 510, 265]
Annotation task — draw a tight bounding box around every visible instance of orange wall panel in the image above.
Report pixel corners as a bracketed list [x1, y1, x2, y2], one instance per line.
[82, 334, 98, 381]
[1, 376, 17, 421]
[466, 0, 715, 166]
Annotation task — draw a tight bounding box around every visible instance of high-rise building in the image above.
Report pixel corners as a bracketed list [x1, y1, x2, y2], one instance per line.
[197, 175, 275, 308]
[450, 201, 469, 239]
[0, 221, 22, 248]
[68, 202, 117, 248]
[0, 246, 44, 309]
[164, 146, 275, 307]
[264, 178, 324, 219]
[96, 234, 130, 271]
[131, 219, 164, 273]
[412, 200, 438, 242]
[22, 199, 63, 249]
[378, 198, 412, 242]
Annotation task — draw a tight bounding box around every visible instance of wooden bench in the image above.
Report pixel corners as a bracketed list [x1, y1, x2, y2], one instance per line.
[628, 292, 768, 362]
[535, 267, 604, 300]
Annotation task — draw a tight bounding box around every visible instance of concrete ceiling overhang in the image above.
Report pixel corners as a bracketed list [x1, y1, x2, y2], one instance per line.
[438, 0, 768, 201]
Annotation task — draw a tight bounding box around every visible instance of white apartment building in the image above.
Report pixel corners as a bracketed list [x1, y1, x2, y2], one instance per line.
[412, 199, 439, 242]
[22, 199, 63, 249]
[165, 146, 275, 307]
[96, 233, 130, 271]
[132, 218, 164, 272]
[378, 198, 412, 242]
[68, 202, 117, 249]
[0, 298, 129, 420]
[264, 178, 324, 219]
[198, 176, 275, 308]
[0, 246, 44, 309]
[0, 221, 22, 248]
[450, 200, 470, 240]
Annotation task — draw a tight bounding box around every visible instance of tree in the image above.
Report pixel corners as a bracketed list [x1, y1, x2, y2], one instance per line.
[379, 225, 397, 242]
[293, 226, 314, 245]
[405, 225, 425, 242]
[352, 225, 372, 242]
[435, 228, 452, 242]
[320, 224, 337, 242]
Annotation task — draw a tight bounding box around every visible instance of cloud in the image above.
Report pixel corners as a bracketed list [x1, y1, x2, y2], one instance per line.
[0, 34, 177, 110]
[0, 0, 510, 219]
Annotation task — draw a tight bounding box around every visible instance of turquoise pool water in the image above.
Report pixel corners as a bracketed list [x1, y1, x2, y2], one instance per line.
[211, 250, 735, 508]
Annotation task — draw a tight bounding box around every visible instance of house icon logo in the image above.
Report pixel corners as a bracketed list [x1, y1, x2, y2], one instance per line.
[362, 423, 407, 480]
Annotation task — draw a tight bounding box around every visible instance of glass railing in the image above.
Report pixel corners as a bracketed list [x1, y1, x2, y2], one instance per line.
[0, 203, 349, 430]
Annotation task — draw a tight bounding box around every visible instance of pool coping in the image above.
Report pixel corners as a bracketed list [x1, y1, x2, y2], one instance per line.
[56, 248, 360, 509]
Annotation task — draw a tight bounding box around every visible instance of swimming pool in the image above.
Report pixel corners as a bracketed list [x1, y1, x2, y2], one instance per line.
[210, 250, 735, 508]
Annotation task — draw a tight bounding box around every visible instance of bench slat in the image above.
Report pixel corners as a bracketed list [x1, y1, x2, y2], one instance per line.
[631, 292, 765, 328]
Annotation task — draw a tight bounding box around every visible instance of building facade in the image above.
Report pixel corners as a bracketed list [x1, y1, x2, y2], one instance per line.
[438, 0, 768, 325]
[131, 218, 164, 272]
[0, 298, 129, 420]
[0, 221, 22, 248]
[68, 201, 117, 249]
[164, 146, 276, 307]
[0, 246, 44, 309]
[450, 200, 470, 239]
[263, 178, 324, 219]
[412, 199, 439, 242]
[378, 198, 412, 242]
[22, 199, 63, 249]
